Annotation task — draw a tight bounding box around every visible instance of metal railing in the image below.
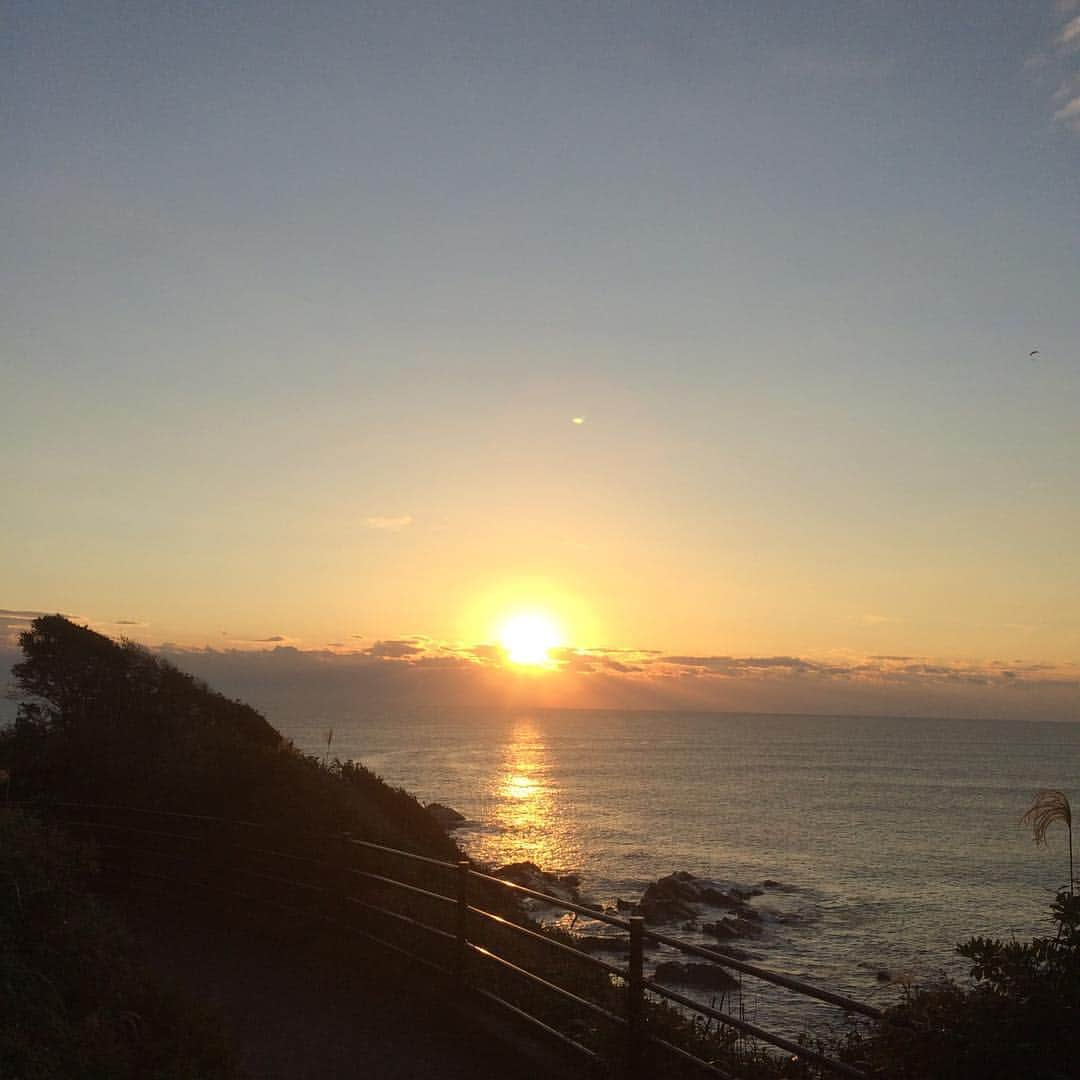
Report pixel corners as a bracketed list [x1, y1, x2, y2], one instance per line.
[23, 802, 882, 1079]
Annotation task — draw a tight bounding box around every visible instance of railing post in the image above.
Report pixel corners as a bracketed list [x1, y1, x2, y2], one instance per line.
[456, 860, 470, 982]
[627, 915, 645, 1079]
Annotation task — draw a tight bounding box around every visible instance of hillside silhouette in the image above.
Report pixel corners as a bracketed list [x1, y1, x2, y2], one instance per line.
[5, 614, 458, 858]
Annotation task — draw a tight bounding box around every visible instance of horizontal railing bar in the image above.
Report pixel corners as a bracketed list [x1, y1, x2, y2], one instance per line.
[645, 928, 883, 1020]
[56, 818, 204, 844]
[471, 987, 603, 1064]
[93, 841, 201, 863]
[26, 801, 259, 829]
[347, 898, 457, 942]
[354, 870, 456, 906]
[239, 845, 332, 868]
[234, 867, 329, 895]
[114, 868, 458, 987]
[342, 836, 459, 870]
[644, 981, 867, 1080]
[97, 844, 331, 905]
[112, 865, 318, 921]
[469, 944, 626, 1027]
[649, 1035, 737, 1080]
[112, 861, 606, 1067]
[108, 865, 191, 889]
[468, 869, 631, 929]
[350, 925, 453, 977]
[94, 836, 337, 894]
[469, 907, 628, 980]
[41, 802, 447, 869]
[32, 801, 885, 1053]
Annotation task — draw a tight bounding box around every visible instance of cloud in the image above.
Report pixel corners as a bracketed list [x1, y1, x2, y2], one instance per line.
[364, 515, 413, 531]
[0, 608, 52, 621]
[5, 615, 1080, 724]
[1054, 94, 1080, 130]
[1029, 6, 1080, 134]
[658, 654, 821, 676]
[365, 639, 425, 659]
[1057, 14, 1080, 47]
[1052, 74, 1080, 102]
[468, 643, 507, 663]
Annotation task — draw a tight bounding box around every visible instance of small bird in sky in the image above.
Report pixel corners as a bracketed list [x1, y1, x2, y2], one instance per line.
[1029, 349, 1040, 358]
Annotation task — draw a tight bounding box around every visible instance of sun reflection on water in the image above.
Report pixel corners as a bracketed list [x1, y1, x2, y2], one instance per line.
[503, 773, 538, 800]
[487, 719, 572, 872]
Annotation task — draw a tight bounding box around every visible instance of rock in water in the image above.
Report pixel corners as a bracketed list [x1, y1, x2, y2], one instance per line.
[491, 861, 583, 905]
[636, 871, 763, 928]
[425, 803, 467, 830]
[702, 916, 764, 940]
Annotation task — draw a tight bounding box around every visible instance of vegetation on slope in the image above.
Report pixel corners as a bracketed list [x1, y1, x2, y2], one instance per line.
[0, 808, 238, 1080]
[3, 615, 458, 859]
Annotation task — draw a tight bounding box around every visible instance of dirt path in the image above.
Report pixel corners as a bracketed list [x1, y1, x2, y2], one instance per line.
[115, 893, 563, 1080]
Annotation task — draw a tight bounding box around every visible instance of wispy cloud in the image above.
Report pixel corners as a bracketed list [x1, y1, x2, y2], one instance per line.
[1054, 92, 1080, 130]
[0, 608, 53, 621]
[365, 639, 425, 659]
[1030, 5, 1080, 134]
[209, 633, 302, 649]
[365, 515, 413, 531]
[1057, 14, 1080, 48]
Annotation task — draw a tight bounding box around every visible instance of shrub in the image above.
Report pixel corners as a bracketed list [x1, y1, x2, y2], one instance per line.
[843, 890, 1080, 1078]
[2, 615, 460, 860]
[0, 808, 239, 1079]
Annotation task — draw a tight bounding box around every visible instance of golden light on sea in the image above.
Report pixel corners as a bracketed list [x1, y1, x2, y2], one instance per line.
[492, 721, 563, 870]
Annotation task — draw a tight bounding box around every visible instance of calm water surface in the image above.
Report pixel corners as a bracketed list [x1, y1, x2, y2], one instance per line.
[281, 710, 1080, 1033]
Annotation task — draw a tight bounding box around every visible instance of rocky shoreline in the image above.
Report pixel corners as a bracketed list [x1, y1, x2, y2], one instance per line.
[425, 801, 798, 996]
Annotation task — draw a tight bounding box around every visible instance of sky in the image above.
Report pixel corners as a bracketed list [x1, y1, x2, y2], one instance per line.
[3, 2, 1080, 720]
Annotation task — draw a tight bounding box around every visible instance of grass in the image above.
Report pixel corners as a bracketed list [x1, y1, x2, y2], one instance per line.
[1021, 789, 1074, 894]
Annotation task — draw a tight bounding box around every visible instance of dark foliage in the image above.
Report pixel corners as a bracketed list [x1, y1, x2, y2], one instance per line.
[2, 616, 459, 860]
[0, 809, 238, 1080]
[14, 615, 279, 747]
[845, 890, 1080, 1078]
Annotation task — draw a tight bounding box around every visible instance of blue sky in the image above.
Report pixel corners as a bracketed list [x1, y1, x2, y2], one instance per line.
[3, 2, 1080, 716]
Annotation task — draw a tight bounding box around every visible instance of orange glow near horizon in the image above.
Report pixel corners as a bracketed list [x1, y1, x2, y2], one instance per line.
[463, 579, 601, 668]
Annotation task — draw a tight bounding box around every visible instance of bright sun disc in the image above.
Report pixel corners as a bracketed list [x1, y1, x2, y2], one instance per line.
[499, 613, 562, 666]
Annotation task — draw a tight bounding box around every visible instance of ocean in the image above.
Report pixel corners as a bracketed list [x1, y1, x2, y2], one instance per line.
[279, 709, 1080, 1037]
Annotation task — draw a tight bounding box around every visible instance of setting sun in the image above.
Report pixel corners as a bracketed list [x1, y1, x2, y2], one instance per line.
[499, 613, 563, 666]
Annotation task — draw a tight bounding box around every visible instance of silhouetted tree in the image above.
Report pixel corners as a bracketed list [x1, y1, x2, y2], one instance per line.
[13, 615, 280, 747]
[3, 616, 459, 858]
